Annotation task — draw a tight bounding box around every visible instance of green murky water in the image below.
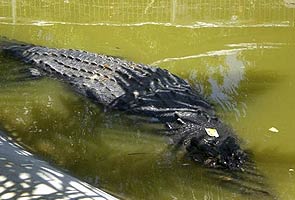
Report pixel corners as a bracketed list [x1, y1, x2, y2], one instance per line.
[0, 0, 295, 199]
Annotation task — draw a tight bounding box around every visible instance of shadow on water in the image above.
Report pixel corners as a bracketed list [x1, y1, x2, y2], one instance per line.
[204, 157, 277, 199]
[0, 129, 118, 200]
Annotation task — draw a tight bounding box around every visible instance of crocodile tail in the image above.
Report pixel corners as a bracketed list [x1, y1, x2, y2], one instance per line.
[0, 37, 34, 58]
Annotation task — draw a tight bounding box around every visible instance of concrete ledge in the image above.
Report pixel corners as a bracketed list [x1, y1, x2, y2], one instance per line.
[0, 130, 118, 200]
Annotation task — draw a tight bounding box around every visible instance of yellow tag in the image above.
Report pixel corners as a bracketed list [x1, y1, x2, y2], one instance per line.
[205, 128, 219, 138]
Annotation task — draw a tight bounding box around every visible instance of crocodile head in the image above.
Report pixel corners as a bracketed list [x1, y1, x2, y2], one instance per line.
[186, 126, 247, 170]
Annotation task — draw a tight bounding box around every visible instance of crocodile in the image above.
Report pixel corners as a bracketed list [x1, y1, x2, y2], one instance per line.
[1, 39, 247, 171]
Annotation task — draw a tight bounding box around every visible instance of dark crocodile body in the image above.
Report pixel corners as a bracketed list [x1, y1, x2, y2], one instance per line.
[1, 41, 247, 171]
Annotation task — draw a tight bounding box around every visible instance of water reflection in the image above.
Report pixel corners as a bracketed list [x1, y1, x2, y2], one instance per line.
[0, 0, 294, 27]
[154, 43, 285, 120]
[206, 53, 247, 117]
